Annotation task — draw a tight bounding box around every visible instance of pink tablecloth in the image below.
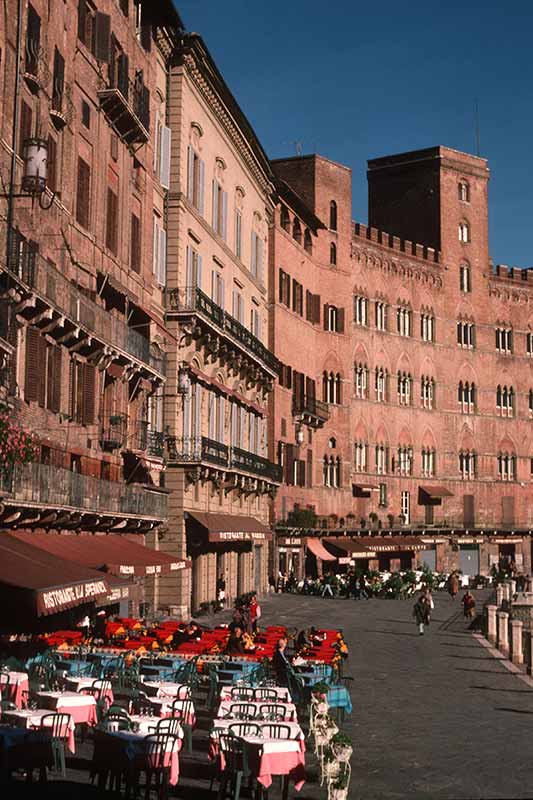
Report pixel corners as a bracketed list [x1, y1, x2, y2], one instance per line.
[217, 699, 297, 721]
[65, 677, 114, 708]
[3, 708, 76, 753]
[245, 737, 306, 790]
[1, 672, 29, 708]
[36, 691, 98, 726]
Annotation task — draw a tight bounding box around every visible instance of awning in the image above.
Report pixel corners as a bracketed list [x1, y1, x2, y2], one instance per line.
[305, 538, 337, 561]
[352, 483, 379, 498]
[187, 512, 272, 542]
[8, 532, 191, 577]
[418, 486, 454, 505]
[0, 533, 110, 616]
[324, 538, 377, 560]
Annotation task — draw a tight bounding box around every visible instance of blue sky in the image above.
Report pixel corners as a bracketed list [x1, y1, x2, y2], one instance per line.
[176, 1, 533, 266]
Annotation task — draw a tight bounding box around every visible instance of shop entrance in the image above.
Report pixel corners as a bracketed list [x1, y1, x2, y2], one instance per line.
[419, 548, 436, 571]
[459, 544, 479, 576]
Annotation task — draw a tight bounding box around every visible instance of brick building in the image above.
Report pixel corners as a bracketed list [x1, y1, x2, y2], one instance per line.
[0, 0, 186, 615]
[161, 33, 281, 616]
[270, 147, 533, 579]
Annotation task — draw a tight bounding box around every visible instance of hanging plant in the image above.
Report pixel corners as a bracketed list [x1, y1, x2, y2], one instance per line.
[0, 411, 35, 479]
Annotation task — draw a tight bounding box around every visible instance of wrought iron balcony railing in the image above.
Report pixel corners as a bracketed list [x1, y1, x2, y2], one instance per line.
[2, 462, 167, 519]
[165, 436, 281, 482]
[99, 414, 128, 452]
[292, 393, 330, 423]
[166, 286, 278, 374]
[97, 72, 150, 145]
[3, 243, 165, 377]
[230, 446, 283, 483]
[131, 422, 165, 458]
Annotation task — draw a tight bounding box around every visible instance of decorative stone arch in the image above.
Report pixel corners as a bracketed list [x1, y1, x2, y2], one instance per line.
[375, 422, 390, 445]
[421, 427, 437, 450]
[498, 434, 517, 454]
[397, 427, 413, 448]
[353, 419, 368, 442]
[353, 342, 370, 364]
[190, 122, 203, 149]
[280, 204, 291, 232]
[374, 347, 392, 375]
[396, 350, 413, 375]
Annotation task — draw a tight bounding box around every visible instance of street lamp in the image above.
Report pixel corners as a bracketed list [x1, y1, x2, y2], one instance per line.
[295, 425, 305, 445]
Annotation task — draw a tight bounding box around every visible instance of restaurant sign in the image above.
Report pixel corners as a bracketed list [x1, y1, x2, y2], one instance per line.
[210, 531, 271, 542]
[278, 537, 303, 547]
[39, 579, 108, 615]
[490, 537, 523, 544]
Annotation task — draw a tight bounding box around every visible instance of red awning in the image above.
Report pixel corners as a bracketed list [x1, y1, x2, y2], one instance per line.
[187, 512, 272, 542]
[418, 486, 454, 504]
[324, 538, 377, 559]
[305, 538, 337, 561]
[0, 533, 110, 616]
[352, 483, 379, 498]
[9, 532, 191, 577]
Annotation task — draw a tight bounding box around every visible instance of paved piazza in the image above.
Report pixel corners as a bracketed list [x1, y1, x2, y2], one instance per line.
[13, 591, 533, 799]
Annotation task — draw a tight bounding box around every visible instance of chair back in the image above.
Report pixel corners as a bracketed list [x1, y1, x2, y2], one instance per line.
[0, 673, 10, 690]
[228, 702, 256, 720]
[176, 684, 190, 700]
[40, 712, 72, 740]
[261, 723, 292, 739]
[254, 687, 278, 701]
[144, 732, 180, 770]
[227, 722, 260, 737]
[259, 703, 289, 721]
[172, 698, 193, 724]
[230, 686, 254, 701]
[219, 732, 245, 772]
[154, 716, 182, 736]
[102, 713, 131, 731]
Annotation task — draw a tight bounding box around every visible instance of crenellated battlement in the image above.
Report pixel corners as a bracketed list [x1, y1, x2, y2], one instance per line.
[492, 264, 533, 284]
[353, 222, 441, 265]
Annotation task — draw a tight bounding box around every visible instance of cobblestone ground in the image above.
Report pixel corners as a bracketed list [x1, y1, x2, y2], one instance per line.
[10, 590, 533, 799]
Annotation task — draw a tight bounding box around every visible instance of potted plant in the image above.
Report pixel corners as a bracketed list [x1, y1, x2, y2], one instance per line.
[330, 731, 353, 761]
[359, 517, 366, 529]
[322, 745, 340, 779]
[311, 680, 330, 701]
[369, 511, 379, 529]
[330, 766, 351, 800]
[387, 513, 395, 529]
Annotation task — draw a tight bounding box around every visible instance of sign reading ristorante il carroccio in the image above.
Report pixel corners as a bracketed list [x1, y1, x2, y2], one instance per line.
[41, 580, 108, 612]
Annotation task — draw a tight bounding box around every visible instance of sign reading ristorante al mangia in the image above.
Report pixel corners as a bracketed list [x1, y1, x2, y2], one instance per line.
[210, 531, 269, 542]
[40, 579, 108, 613]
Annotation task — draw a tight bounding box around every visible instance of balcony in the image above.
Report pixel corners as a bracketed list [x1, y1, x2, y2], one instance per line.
[130, 422, 165, 459]
[165, 436, 282, 484]
[97, 74, 150, 146]
[231, 447, 283, 483]
[166, 287, 279, 378]
[50, 82, 74, 130]
[292, 393, 329, 428]
[167, 436, 229, 468]
[100, 414, 128, 452]
[1, 243, 165, 381]
[0, 462, 167, 531]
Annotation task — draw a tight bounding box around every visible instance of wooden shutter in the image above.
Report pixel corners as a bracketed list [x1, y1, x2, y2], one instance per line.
[314, 294, 321, 325]
[323, 304, 329, 330]
[26, 4, 41, 72]
[46, 345, 62, 413]
[158, 228, 166, 286]
[130, 212, 141, 273]
[106, 188, 118, 254]
[292, 279, 298, 313]
[337, 308, 345, 333]
[140, 24, 152, 52]
[221, 191, 228, 241]
[198, 160, 205, 214]
[19, 100, 32, 156]
[76, 157, 90, 228]
[307, 449, 313, 488]
[297, 460, 306, 487]
[94, 12, 111, 62]
[285, 444, 295, 485]
[25, 328, 44, 404]
[52, 48, 65, 110]
[117, 52, 129, 94]
[279, 269, 284, 303]
[159, 125, 171, 189]
[77, 0, 87, 41]
[47, 135, 57, 193]
[141, 85, 150, 129]
[82, 363, 96, 424]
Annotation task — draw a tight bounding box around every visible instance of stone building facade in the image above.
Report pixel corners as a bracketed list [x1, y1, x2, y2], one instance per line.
[0, 0, 184, 613]
[161, 34, 281, 616]
[270, 147, 533, 578]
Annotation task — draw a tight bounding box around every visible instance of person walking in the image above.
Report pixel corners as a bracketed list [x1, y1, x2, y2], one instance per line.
[359, 574, 370, 600]
[448, 572, 459, 599]
[413, 592, 431, 635]
[461, 589, 476, 619]
[345, 572, 357, 599]
[249, 592, 261, 633]
[321, 574, 334, 598]
[216, 573, 226, 608]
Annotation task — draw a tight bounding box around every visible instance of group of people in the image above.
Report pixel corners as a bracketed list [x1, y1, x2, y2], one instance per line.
[225, 593, 262, 655]
[413, 583, 477, 635]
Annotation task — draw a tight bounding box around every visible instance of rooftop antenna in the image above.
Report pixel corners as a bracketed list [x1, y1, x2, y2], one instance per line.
[292, 140, 303, 157]
[474, 98, 481, 157]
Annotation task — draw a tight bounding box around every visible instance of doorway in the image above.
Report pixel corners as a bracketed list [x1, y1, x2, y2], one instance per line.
[459, 545, 479, 576]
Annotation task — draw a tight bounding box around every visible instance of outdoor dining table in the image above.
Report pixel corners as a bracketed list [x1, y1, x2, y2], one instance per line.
[54, 659, 95, 678]
[0, 726, 53, 777]
[4, 708, 76, 752]
[325, 684, 352, 714]
[217, 699, 297, 721]
[35, 691, 98, 726]
[148, 698, 197, 727]
[219, 686, 292, 703]
[140, 680, 190, 699]
[64, 677, 114, 706]
[0, 671, 29, 708]
[92, 727, 183, 790]
[210, 721, 306, 792]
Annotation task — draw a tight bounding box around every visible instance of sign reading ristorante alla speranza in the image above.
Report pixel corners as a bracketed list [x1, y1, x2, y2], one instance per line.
[39, 579, 109, 614]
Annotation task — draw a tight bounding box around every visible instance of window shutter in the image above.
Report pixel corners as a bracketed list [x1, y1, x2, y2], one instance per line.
[82, 363, 96, 424]
[185, 245, 193, 287]
[279, 269, 284, 303]
[307, 449, 313, 488]
[94, 12, 111, 62]
[130, 212, 141, 273]
[47, 135, 57, 193]
[285, 444, 295, 485]
[323, 304, 329, 330]
[196, 254, 203, 289]
[194, 383, 202, 437]
[337, 307, 345, 333]
[47, 345, 62, 413]
[186, 146, 194, 200]
[25, 328, 42, 403]
[119, 0, 129, 15]
[76, 158, 90, 229]
[314, 294, 321, 325]
[221, 190, 228, 241]
[220, 277, 225, 311]
[158, 228, 166, 286]
[218, 395, 225, 443]
[212, 180, 217, 230]
[140, 24, 152, 52]
[159, 125, 171, 189]
[198, 160, 205, 215]
[297, 459, 306, 487]
[208, 393, 215, 440]
[52, 48, 65, 110]
[77, 0, 87, 41]
[19, 100, 33, 156]
[257, 238, 263, 284]
[153, 217, 160, 276]
[117, 52, 129, 95]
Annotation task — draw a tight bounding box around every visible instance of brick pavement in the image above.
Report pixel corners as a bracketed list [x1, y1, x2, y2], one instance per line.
[9, 590, 533, 799]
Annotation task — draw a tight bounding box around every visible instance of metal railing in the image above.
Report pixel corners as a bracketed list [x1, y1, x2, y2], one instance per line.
[292, 393, 329, 421]
[2, 462, 167, 519]
[99, 414, 128, 451]
[166, 435, 281, 481]
[3, 242, 165, 376]
[166, 286, 278, 373]
[231, 446, 283, 482]
[133, 422, 165, 458]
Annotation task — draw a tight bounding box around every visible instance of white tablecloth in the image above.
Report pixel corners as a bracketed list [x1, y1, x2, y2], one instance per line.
[141, 681, 190, 699]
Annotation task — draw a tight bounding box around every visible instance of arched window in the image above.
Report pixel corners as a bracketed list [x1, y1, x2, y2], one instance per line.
[397, 372, 412, 406]
[458, 221, 470, 243]
[421, 448, 436, 477]
[292, 218, 302, 244]
[329, 200, 337, 231]
[280, 206, 290, 232]
[458, 182, 470, 203]
[498, 452, 516, 482]
[354, 362, 368, 398]
[460, 262, 471, 292]
[459, 450, 476, 479]
[330, 242, 337, 266]
[304, 229, 312, 253]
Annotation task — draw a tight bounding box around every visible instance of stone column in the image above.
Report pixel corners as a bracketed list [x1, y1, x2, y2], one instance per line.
[527, 576, 533, 593]
[497, 611, 509, 654]
[509, 579, 517, 597]
[486, 605, 498, 644]
[511, 619, 524, 665]
[496, 585, 504, 607]
[502, 583, 511, 602]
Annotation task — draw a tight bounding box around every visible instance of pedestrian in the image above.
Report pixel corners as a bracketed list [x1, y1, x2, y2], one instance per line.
[448, 572, 459, 599]
[272, 637, 291, 686]
[412, 592, 431, 635]
[216, 573, 226, 608]
[345, 572, 357, 599]
[78, 614, 90, 640]
[461, 590, 476, 619]
[359, 574, 370, 600]
[268, 574, 276, 593]
[321, 574, 334, 598]
[249, 592, 261, 632]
